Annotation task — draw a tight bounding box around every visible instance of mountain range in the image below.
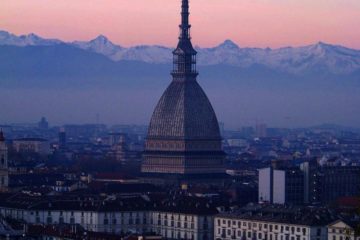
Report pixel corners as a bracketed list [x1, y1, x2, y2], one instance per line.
[1, 30, 360, 76]
[0, 30, 359, 127]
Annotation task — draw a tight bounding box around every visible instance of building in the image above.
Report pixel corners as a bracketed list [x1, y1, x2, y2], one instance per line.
[214, 205, 335, 240]
[301, 162, 360, 204]
[110, 134, 140, 162]
[328, 220, 360, 240]
[258, 167, 304, 205]
[38, 117, 49, 129]
[0, 130, 9, 191]
[12, 138, 50, 155]
[255, 123, 267, 138]
[0, 194, 217, 239]
[259, 161, 360, 205]
[141, 0, 225, 178]
[58, 128, 66, 149]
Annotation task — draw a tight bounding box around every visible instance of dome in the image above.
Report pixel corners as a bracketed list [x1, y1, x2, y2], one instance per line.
[147, 80, 221, 141]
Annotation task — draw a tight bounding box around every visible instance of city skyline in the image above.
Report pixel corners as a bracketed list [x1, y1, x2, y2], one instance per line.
[1, 0, 360, 49]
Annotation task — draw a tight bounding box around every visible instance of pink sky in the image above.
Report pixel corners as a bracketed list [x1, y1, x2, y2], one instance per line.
[1, 0, 360, 48]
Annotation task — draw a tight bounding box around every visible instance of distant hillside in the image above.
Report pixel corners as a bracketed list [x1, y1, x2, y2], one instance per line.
[0, 30, 359, 127]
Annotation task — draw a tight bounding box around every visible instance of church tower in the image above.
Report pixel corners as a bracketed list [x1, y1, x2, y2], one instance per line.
[142, 0, 225, 178]
[0, 130, 9, 191]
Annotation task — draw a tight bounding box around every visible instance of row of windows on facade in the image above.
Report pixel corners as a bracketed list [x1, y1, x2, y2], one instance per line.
[217, 219, 309, 234]
[331, 236, 352, 240]
[34, 211, 207, 229]
[218, 229, 309, 240]
[147, 142, 218, 150]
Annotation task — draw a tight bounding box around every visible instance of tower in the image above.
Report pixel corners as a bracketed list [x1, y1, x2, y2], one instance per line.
[142, 0, 225, 178]
[0, 130, 9, 191]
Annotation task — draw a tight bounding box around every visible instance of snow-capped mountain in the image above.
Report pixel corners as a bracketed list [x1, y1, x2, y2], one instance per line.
[115, 45, 172, 63]
[72, 35, 172, 63]
[1, 30, 360, 75]
[0, 30, 62, 46]
[197, 41, 360, 74]
[72, 35, 123, 59]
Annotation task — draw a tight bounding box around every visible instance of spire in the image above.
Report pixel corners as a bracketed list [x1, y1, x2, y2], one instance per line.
[172, 0, 198, 81]
[180, 0, 190, 40]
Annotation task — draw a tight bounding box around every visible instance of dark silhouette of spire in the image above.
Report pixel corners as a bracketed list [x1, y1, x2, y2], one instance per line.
[172, 0, 198, 81]
[180, 0, 190, 40]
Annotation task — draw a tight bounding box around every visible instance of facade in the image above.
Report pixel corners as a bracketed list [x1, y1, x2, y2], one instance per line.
[328, 220, 360, 240]
[0, 195, 215, 240]
[214, 205, 334, 240]
[0, 130, 8, 191]
[258, 167, 304, 205]
[259, 162, 360, 205]
[301, 162, 360, 204]
[141, 0, 225, 176]
[13, 138, 50, 155]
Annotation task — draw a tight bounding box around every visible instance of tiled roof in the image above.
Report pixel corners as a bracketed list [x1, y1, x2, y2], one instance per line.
[147, 80, 221, 141]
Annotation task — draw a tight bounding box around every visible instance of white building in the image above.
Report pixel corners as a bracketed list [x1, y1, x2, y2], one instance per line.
[214, 205, 334, 240]
[0, 194, 215, 240]
[328, 220, 360, 240]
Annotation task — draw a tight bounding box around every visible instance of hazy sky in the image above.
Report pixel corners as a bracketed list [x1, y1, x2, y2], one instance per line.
[1, 0, 360, 48]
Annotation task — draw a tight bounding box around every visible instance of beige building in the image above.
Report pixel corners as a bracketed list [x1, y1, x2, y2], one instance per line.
[13, 138, 50, 155]
[328, 220, 360, 240]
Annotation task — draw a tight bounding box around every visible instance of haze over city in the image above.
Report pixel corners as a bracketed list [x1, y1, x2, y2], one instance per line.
[0, 0, 359, 129]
